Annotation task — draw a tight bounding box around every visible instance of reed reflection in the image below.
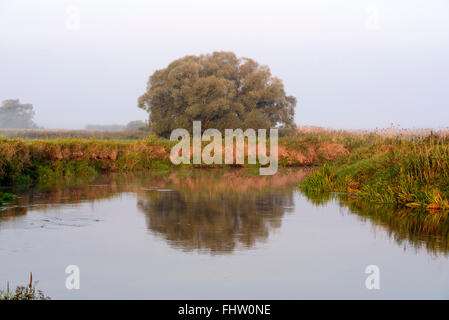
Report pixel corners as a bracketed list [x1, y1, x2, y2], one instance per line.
[302, 191, 449, 256]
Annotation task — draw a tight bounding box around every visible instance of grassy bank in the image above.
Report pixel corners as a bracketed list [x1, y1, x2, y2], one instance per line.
[2, 128, 448, 214]
[0, 134, 349, 193]
[0, 137, 174, 188]
[300, 134, 449, 212]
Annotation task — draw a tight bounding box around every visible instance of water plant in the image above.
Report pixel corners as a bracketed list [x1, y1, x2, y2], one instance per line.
[0, 273, 50, 300]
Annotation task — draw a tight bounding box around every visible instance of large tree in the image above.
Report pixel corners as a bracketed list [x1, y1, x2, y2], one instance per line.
[0, 99, 37, 129]
[138, 52, 296, 137]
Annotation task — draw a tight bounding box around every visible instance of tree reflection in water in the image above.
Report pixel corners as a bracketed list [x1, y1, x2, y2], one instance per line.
[137, 170, 307, 254]
[3, 168, 448, 257]
[0, 169, 307, 254]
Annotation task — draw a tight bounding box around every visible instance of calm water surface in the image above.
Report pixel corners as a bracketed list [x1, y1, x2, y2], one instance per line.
[1, 169, 449, 299]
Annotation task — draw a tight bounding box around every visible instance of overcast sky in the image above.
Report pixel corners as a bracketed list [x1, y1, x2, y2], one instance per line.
[1, 0, 448, 129]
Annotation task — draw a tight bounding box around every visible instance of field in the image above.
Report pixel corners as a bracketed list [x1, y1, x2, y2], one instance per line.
[0, 128, 150, 140]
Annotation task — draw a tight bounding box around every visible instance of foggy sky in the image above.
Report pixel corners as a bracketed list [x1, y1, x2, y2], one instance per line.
[1, 0, 448, 129]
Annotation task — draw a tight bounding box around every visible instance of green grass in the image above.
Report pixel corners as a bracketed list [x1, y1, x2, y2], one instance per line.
[0, 192, 13, 206]
[300, 135, 449, 212]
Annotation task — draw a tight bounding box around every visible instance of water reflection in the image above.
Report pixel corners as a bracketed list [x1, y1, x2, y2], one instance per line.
[137, 170, 305, 253]
[2, 169, 449, 256]
[0, 177, 124, 227]
[0, 169, 307, 253]
[302, 191, 449, 256]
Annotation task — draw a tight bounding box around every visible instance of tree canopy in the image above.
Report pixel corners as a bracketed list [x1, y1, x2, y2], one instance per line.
[0, 99, 37, 129]
[138, 51, 296, 137]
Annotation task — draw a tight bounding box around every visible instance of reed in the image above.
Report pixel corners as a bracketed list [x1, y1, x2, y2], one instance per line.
[0, 273, 50, 300]
[300, 134, 449, 212]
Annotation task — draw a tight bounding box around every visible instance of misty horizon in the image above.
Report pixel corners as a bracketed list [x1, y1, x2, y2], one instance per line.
[1, 0, 448, 130]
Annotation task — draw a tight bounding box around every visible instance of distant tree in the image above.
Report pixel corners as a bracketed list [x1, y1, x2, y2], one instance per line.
[85, 124, 125, 131]
[0, 99, 38, 129]
[138, 51, 296, 137]
[125, 120, 149, 131]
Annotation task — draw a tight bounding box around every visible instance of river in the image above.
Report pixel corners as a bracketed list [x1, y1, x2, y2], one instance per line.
[1, 168, 448, 299]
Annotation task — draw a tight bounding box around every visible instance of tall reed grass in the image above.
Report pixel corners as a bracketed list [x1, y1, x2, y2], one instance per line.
[300, 134, 449, 212]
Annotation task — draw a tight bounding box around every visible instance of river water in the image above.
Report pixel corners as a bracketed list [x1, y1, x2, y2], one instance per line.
[1, 169, 448, 299]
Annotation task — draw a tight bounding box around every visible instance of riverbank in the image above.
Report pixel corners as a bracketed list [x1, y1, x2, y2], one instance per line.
[0, 133, 349, 191]
[0, 137, 173, 187]
[300, 133, 449, 212]
[2, 128, 448, 214]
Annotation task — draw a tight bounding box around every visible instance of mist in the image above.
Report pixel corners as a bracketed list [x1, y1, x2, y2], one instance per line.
[1, 0, 448, 129]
